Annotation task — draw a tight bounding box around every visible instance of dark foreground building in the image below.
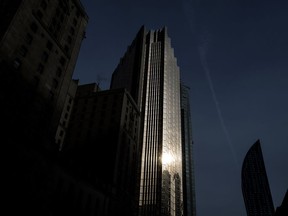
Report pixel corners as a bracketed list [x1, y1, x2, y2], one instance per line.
[0, 0, 88, 149]
[1, 0, 89, 215]
[241, 139, 275, 216]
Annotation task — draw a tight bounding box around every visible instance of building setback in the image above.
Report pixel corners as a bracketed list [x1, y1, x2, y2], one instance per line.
[241, 139, 275, 216]
[111, 26, 183, 216]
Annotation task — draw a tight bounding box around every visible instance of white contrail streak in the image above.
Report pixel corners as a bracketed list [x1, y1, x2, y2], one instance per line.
[198, 41, 239, 166]
[181, 0, 239, 167]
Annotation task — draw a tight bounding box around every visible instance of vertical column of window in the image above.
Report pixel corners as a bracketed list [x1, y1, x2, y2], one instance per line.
[48, 2, 67, 40]
[36, 50, 49, 75]
[151, 43, 159, 206]
[147, 44, 153, 206]
[140, 39, 152, 209]
[151, 42, 158, 206]
[13, 23, 37, 70]
[57, 54, 67, 93]
[34, 0, 47, 23]
[29, 22, 44, 78]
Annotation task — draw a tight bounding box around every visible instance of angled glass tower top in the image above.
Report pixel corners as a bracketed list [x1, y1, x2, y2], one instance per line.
[241, 139, 275, 216]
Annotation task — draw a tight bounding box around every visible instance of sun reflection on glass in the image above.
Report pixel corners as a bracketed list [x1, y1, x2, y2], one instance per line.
[162, 152, 174, 165]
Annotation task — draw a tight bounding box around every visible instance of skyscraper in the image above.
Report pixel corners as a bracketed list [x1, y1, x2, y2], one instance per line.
[111, 26, 183, 216]
[241, 139, 275, 216]
[180, 84, 196, 216]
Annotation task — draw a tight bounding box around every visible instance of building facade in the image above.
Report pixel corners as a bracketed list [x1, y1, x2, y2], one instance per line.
[241, 139, 275, 216]
[1, 1, 89, 215]
[63, 84, 141, 216]
[0, 0, 88, 149]
[111, 26, 183, 216]
[180, 84, 196, 216]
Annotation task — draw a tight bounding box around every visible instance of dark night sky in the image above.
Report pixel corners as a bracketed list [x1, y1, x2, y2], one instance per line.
[73, 0, 288, 215]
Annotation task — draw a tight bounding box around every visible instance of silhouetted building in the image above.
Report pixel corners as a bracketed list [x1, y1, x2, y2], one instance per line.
[241, 139, 275, 216]
[181, 84, 196, 216]
[274, 190, 288, 216]
[1, 1, 89, 215]
[63, 84, 141, 216]
[111, 26, 183, 216]
[0, 0, 88, 149]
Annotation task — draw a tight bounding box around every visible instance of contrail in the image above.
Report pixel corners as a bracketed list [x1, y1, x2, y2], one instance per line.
[198, 38, 239, 167]
[181, 0, 239, 166]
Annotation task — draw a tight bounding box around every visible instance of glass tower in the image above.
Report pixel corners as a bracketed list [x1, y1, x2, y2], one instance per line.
[111, 26, 183, 216]
[241, 139, 275, 216]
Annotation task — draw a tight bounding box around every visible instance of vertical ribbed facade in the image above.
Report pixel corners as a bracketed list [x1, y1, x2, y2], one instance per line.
[241, 140, 275, 216]
[180, 84, 196, 216]
[111, 26, 183, 216]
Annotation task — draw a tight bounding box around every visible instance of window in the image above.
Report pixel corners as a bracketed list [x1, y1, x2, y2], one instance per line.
[52, 18, 57, 26]
[36, 10, 43, 19]
[56, 23, 61, 31]
[25, 33, 33, 44]
[46, 40, 53, 50]
[59, 56, 66, 66]
[73, 18, 77, 26]
[64, 45, 69, 53]
[37, 63, 44, 74]
[52, 78, 58, 89]
[41, 52, 49, 62]
[60, 14, 64, 22]
[40, 1, 47, 10]
[70, 27, 75, 35]
[56, 67, 62, 77]
[67, 36, 72, 44]
[49, 91, 54, 100]
[33, 76, 40, 87]
[19, 45, 28, 57]
[55, 8, 60, 17]
[13, 58, 21, 69]
[30, 22, 38, 33]
[76, 10, 80, 18]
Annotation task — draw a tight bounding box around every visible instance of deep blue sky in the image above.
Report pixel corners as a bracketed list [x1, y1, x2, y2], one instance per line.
[73, 0, 288, 215]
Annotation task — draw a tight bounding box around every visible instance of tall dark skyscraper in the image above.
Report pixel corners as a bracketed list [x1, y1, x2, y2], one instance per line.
[180, 84, 196, 216]
[241, 139, 275, 216]
[111, 26, 183, 216]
